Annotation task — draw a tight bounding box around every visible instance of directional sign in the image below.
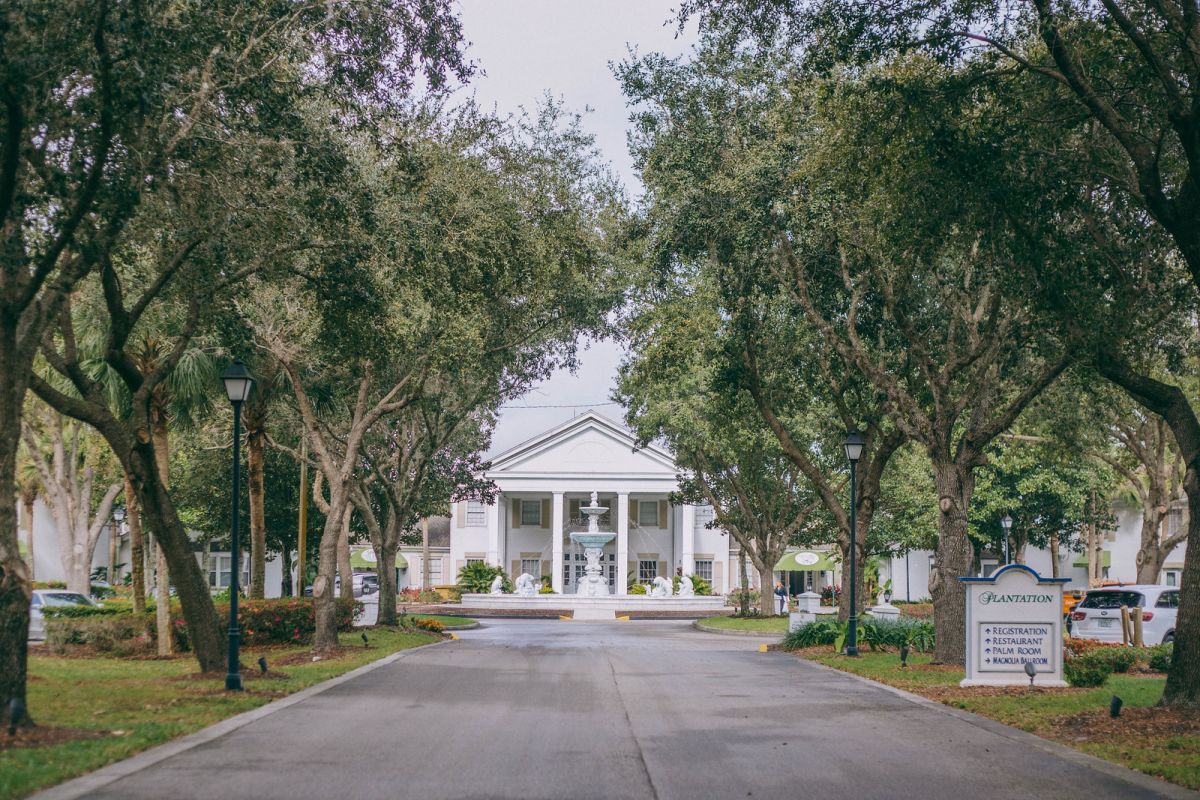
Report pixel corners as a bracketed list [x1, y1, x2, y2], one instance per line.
[978, 623, 1053, 672]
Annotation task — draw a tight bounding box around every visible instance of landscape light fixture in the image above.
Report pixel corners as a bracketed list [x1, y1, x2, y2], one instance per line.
[843, 430, 866, 657]
[899, 643, 910, 669]
[221, 359, 255, 691]
[362, 632, 369, 648]
[1110, 695, 1123, 718]
[1001, 514, 1013, 565]
[258, 657, 268, 675]
[1023, 660, 1036, 687]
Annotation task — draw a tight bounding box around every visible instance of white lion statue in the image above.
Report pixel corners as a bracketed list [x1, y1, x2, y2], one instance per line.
[489, 574, 504, 595]
[677, 575, 694, 597]
[651, 575, 672, 598]
[515, 573, 538, 596]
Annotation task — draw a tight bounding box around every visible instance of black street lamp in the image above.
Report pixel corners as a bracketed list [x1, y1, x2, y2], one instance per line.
[843, 430, 866, 657]
[1000, 514, 1013, 566]
[221, 359, 254, 691]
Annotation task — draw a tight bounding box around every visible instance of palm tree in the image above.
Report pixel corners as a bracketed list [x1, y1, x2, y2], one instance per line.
[241, 357, 287, 598]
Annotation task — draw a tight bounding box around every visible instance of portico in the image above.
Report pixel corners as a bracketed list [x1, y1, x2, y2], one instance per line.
[451, 412, 729, 596]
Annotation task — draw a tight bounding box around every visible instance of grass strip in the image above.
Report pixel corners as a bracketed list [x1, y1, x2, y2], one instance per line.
[2, 628, 439, 800]
[799, 648, 1199, 791]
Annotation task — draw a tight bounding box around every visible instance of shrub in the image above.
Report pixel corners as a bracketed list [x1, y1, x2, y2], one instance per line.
[1081, 646, 1138, 674]
[457, 562, 510, 594]
[45, 615, 154, 655]
[725, 588, 759, 607]
[1064, 657, 1111, 687]
[861, 617, 935, 652]
[171, 597, 362, 649]
[1147, 643, 1173, 672]
[411, 617, 444, 633]
[897, 603, 934, 620]
[783, 620, 841, 649]
[539, 582, 555, 594]
[41, 604, 124, 619]
[628, 583, 648, 595]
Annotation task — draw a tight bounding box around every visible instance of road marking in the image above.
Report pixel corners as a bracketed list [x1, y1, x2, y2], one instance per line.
[758, 644, 768, 652]
[616, 615, 630, 621]
[558, 615, 573, 621]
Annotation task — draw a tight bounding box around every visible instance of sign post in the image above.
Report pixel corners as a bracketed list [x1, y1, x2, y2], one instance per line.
[960, 564, 1068, 688]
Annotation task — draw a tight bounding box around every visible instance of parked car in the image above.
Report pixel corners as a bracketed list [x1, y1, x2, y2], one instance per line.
[1070, 585, 1179, 645]
[358, 574, 379, 595]
[29, 590, 97, 641]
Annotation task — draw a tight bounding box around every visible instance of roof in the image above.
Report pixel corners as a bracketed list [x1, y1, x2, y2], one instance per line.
[485, 410, 677, 478]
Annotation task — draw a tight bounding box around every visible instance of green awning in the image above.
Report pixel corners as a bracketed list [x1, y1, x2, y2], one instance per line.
[350, 547, 407, 570]
[1072, 551, 1111, 569]
[775, 550, 837, 571]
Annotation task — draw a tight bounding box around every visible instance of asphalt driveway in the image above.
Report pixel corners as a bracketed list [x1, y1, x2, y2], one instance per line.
[36, 619, 1194, 800]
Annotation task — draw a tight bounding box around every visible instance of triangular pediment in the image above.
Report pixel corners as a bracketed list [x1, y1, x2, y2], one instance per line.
[487, 412, 677, 477]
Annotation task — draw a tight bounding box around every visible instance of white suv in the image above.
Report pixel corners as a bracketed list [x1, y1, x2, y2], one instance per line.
[1070, 585, 1179, 645]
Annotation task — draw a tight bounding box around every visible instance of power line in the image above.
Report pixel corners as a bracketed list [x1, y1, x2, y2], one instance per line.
[499, 401, 622, 410]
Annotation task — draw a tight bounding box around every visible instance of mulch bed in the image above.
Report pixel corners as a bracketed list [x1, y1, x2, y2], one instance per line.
[1050, 705, 1200, 742]
[1, 726, 110, 751]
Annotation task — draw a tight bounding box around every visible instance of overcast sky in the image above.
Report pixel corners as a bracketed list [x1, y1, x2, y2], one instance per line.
[456, 1, 697, 455]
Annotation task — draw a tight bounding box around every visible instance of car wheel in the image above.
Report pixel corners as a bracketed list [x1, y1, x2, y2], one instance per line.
[1163, 632, 1174, 644]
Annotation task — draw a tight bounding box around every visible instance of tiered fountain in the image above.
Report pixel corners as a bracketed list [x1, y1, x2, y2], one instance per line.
[569, 492, 616, 596]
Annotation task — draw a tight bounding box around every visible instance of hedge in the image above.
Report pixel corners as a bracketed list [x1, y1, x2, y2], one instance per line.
[46, 597, 362, 651]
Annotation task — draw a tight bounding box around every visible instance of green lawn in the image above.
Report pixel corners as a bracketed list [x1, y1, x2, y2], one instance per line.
[407, 615, 477, 628]
[697, 615, 789, 633]
[800, 648, 1198, 790]
[2, 628, 439, 800]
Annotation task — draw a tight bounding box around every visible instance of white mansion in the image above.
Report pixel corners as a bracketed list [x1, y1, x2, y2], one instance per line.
[444, 412, 732, 595]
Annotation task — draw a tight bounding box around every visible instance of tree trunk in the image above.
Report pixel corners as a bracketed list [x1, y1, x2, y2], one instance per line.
[1164, 467, 1200, 703]
[312, 499, 344, 652]
[377, 543, 398, 627]
[1048, 532, 1061, 579]
[128, 441, 225, 671]
[1136, 506, 1168, 584]
[21, 496, 35, 582]
[738, 548, 750, 615]
[151, 415, 173, 656]
[0, 365, 35, 729]
[109, 517, 119, 584]
[126, 475, 146, 614]
[836, 504, 871, 623]
[759, 562, 776, 616]
[246, 415, 267, 599]
[929, 461, 976, 665]
[338, 508, 353, 595]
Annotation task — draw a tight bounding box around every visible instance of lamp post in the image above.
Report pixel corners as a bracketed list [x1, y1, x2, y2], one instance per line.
[1001, 514, 1013, 566]
[221, 359, 254, 691]
[843, 430, 866, 657]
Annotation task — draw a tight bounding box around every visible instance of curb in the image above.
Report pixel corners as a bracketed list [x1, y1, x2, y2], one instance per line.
[29, 637, 453, 800]
[794, 655, 1199, 799]
[439, 621, 480, 631]
[691, 619, 787, 638]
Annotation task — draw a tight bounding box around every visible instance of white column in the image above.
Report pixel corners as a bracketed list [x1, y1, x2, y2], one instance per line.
[681, 503, 696, 575]
[486, 495, 501, 566]
[551, 492, 565, 594]
[617, 492, 629, 594]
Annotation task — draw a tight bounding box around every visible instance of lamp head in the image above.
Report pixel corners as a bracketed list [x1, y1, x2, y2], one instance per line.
[1001, 514, 1013, 532]
[113, 506, 125, 523]
[220, 359, 255, 403]
[843, 429, 866, 464]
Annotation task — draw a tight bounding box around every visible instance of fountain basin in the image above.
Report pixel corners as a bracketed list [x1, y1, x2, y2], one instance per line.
[569, 532, 616, 548]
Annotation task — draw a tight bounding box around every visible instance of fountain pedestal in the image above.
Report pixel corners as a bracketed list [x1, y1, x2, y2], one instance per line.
[569, 492, 617, 597]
